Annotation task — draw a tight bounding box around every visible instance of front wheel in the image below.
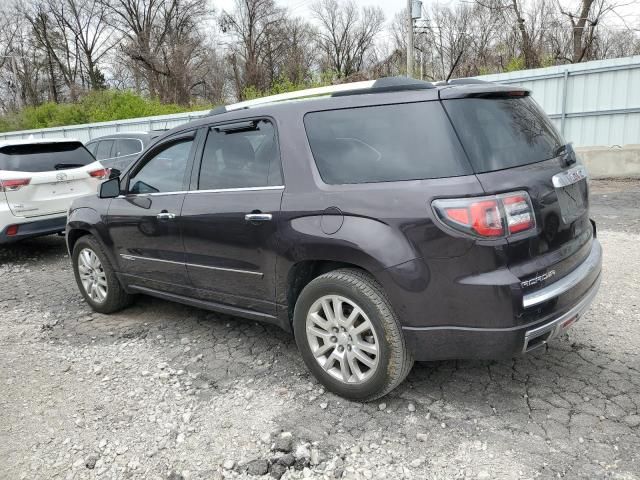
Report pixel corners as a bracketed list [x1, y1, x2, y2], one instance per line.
[72, 235, 132, 314]
[293, 269, 413, 401]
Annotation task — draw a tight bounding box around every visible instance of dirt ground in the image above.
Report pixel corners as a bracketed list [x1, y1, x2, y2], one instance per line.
[0, 179, 638, 480]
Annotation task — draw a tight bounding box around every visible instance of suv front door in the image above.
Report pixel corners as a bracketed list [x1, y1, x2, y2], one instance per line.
[106, 132, 197, 289]
[180, 119, 284, 317]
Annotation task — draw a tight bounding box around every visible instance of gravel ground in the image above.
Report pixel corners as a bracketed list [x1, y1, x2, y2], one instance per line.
[1, 179, 639, 480]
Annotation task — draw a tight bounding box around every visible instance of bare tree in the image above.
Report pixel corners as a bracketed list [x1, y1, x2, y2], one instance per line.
[311, 0, 385, 78]
[220, 0, 287, 98]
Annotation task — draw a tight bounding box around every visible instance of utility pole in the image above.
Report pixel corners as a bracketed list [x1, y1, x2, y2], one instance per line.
[406, 0, 414, 78]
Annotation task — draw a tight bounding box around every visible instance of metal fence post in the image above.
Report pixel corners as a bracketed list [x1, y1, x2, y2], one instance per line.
[560, 69, 569, 136]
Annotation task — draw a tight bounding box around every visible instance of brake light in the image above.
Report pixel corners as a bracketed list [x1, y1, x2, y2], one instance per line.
[89, 168, 110, 180]
[432, 191, 536, 239]
[0, 178, 31, 192]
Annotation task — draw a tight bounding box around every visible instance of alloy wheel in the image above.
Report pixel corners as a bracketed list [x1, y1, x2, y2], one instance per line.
[305, 295, 380, 384]
[77, 248, 108, 303]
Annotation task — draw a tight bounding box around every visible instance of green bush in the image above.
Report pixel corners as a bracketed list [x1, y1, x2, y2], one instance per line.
[241, 76, 331, 102]
[0, 90, 210, 133]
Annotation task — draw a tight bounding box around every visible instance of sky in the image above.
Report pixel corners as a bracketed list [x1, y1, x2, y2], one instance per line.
[215, 0, 409, 22]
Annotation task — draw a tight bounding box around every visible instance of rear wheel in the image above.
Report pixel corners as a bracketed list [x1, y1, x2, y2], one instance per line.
[293, 268, 413, 401]
[72, 235, 132, 314]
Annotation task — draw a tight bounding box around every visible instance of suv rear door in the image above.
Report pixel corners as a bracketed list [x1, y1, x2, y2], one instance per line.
[180, 119, 284, 317]
[0, 141, 105, 218]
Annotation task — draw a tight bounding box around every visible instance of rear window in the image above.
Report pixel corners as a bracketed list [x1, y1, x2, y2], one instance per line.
[304, 102, 472, 184]
[0, 142, 95, 172]
[444, 96, 564, 173]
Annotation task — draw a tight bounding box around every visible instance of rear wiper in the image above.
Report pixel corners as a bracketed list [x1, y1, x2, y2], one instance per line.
[54, 163, 84, 170]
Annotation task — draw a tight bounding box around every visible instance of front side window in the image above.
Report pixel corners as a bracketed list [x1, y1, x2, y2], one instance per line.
[304, 102, 472, 184]
[198, 120, 282, 190]
[129, 139, 193, 194]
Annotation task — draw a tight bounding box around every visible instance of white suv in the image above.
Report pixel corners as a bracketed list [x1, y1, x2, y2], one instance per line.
[1, 138, 108, 244]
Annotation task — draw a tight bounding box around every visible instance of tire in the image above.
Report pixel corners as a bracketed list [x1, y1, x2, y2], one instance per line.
[293, 268, 414, 402]
[72, 235, 132, 314]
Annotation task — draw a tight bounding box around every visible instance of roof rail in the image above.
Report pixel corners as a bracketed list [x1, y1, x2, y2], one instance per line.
[209, 76, 434, 115]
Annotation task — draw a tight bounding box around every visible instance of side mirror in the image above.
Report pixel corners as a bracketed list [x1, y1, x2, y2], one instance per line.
[99, 177, 121, 198]
[109, 168, 121, 179]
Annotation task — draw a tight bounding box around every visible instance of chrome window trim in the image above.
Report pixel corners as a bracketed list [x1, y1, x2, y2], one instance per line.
[522, 239, 602, 308]
[120, 254, 263, 277]
[187, 185, 284, 194]
[116, 191, 188, 198]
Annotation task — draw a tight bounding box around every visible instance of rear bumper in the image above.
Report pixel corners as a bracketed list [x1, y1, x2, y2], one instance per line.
[402, 238, 602, 361]
[0, 215, 66, 244]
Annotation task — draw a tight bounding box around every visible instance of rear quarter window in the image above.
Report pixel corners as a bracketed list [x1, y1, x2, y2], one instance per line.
[0, 142, 95, 172]
[443, 96, 564, 173]
[304, 102, 472, 184]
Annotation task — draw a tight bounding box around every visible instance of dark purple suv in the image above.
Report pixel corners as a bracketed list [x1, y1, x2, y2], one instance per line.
[66, 77, 602, 401]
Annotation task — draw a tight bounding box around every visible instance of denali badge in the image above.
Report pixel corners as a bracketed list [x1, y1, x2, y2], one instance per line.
[521, 270, 556, 288]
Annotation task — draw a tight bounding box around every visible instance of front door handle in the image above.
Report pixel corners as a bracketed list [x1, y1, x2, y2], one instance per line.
[245, 213, 272, 222]
[157, 212, 176, 220]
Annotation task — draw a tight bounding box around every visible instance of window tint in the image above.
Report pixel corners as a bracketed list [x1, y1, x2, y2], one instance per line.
[0, 142, 95, 172]
[129, 139, 193, 194]
[95, 140, 114, 160]
[198, 120, 282, 190]
[117, 139, 142, 157]
[444, 96, 564, 173]
[304, 102, 472, 184]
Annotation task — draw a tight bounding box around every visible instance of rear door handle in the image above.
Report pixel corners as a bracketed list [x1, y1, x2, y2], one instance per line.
[157, 212, 176, 220]
[245, 213, 272, 222]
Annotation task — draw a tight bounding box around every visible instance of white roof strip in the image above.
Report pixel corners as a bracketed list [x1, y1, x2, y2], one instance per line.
[225, 80, 377, 111]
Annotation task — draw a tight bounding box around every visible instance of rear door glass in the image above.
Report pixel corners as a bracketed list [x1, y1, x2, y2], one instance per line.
[304, 102, 472, 184]
[443, 96, 564, 173]
[0, 142, 95, 172]
[95, 140, 114, 160]
[117, 139, 142, 157]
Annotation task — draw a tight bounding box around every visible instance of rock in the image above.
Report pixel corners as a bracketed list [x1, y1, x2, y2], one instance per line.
[260, 433, 272, 444]
[182, 412, 192, 424]
[277, 453, 296, 467]
[176, 433, 185, 444]
[180, 337, 190, 345]
[378, 403, 387, 411]
[477, 471, 491, 480]
[295, 444, 311, 461]
[270, 463, 287, 479]
[93, 366, 103, 375]
[85, 454, 99, 469]
[302, 467, 312, 478]
[410, 458, 424, 468]
[115, 446, 128, 455]
[320, 402, 328, 410]
[416, 433, 428, 442]
[273, 434, 293, 453]
[310, 448, 320, 465]
[244, 459, 268, 476]
[167, 472, 184, 480]
[408, 403, 416, 412]
[362, 469, 373, 479]
[222, 459, 235, 470]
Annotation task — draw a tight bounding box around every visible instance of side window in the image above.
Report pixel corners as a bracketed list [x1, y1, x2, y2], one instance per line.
[198, 119, 282, 190]
[128, 139, 193, 194]
[86, 142, 98, 157]
[95, 140, 114, 160]
[116, 139, 143, 157]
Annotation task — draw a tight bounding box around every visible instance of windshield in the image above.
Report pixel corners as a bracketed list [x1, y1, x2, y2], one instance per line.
[444, 96, 564, 173]
[0, 142, 95, 172]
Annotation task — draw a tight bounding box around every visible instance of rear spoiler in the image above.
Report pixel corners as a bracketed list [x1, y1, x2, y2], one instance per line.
[438, 84, 530, 100]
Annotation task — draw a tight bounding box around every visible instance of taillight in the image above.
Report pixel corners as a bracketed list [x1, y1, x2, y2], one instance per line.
[0, 178, 31, 192]
[89, 168, 110, 180]
[432, 191, 536, 239]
